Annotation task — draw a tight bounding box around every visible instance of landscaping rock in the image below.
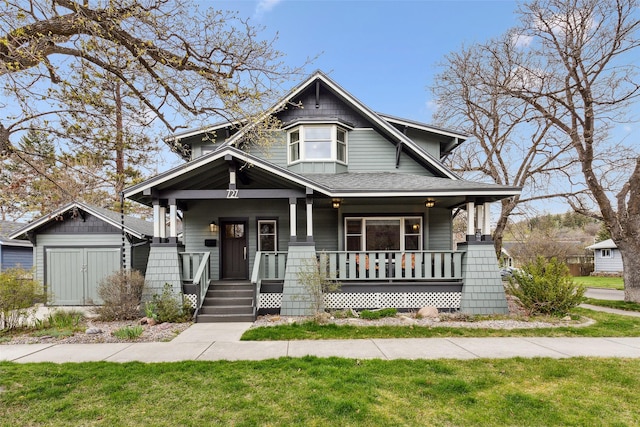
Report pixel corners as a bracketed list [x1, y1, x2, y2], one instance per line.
[85, 327, 103, 335]
[417, 306, 439, 318]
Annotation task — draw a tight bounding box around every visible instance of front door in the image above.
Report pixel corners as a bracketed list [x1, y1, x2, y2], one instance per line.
[221, 221, 248, 279]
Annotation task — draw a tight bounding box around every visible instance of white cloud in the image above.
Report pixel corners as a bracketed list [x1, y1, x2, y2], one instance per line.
[511, 33, 533, 48]
[255, 0, 283, 17]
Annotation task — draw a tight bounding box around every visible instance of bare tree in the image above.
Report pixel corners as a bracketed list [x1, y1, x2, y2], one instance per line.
[432, 42, 581, 258]
[1, 0, 299, 167]
[468, 0, 640, 300]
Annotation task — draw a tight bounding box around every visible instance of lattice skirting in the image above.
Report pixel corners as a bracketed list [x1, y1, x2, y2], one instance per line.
[183, 293, 198, 309]
[259, 292, 461, 310]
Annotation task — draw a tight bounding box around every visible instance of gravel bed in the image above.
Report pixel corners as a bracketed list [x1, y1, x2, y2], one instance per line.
[2, 321, 191, 345]
[252, 313, 594, 330]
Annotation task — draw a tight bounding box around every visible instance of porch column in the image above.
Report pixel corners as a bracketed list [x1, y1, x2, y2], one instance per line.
[482, 202, 492, 241]
[169, 201, 178, 241]
[466, 201, 477, 241]
[153, 201, 161, 242]
[306, 196, 313, 242]
[476, 204, 484, 235]
[159, 206, 167, 239]
[289, 197, 297, 241]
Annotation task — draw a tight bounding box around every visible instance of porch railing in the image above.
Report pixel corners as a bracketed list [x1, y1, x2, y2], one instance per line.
[317, 251, 463, 281]
[251, 251, 288, 311]
[179, 252, 211, 314]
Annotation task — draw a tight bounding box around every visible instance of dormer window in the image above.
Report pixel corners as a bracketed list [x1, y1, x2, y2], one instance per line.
[288, 125, 347, 164]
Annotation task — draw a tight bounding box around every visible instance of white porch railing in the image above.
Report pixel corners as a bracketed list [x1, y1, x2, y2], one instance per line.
[179, 252, 211, 312]
[317, 251, 463, 281]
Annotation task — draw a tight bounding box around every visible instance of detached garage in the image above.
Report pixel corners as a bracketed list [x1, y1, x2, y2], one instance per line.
[10, 202, 153, 306]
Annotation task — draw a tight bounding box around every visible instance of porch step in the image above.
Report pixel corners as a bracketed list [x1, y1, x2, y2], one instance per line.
[196, 313, 256, 323]
[196, 280, 255, 323]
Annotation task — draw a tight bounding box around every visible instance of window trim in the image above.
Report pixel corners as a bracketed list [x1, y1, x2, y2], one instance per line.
[287, 124, 348, 165]
[344, 216, 423, 252]
[257, 219, 278, 252]
[601, 248, 612, 258]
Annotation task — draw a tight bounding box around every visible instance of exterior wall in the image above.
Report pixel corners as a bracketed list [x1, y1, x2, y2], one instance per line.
[145, 244, 182, 298]
[277, 88, 371, 128]
[40, 212, 120, 234]
[402, 127, 443, 159]
[1, 245, 33, 271]
[594, 248, 624, 273]
[428, 208, 453, 250]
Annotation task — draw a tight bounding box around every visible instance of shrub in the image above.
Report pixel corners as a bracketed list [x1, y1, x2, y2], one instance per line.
[506, 257, 585, 316]
[0, 268, 44, 331]
[92, 270, 146, 321]
[296, 256, 341, 321]
[360, 308, 398, 320]
[40, 309, 85, 330]
[112, 325, 144, 340]
[150, 284, 193, 323]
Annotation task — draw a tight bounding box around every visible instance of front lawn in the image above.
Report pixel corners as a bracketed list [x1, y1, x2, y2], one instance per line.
[1, 358, 640, 426]
[573, 275, 624, 290]
[241, 308, 640, 340]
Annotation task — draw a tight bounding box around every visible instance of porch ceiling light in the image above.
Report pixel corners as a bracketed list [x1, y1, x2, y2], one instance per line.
[425, 199, 436, 208]
[209, 221, 219, 233]
[332, 199, 341, 209]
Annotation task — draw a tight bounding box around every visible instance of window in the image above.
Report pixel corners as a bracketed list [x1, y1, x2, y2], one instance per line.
[287, 125, 348, 164]
[601, 249, 612, 258]
[258, 220, 277, 251]
[345, 217, 422, 251]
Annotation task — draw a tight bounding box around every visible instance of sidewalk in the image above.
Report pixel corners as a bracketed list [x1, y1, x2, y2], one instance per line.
[4, 322, 640, 363]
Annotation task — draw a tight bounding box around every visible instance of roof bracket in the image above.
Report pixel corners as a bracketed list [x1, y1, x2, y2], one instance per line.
[395, 142, 403, 168]
[315, 81, 320, 108]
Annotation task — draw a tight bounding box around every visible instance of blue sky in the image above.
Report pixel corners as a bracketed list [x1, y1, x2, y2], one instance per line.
[210, 0, 521, 123]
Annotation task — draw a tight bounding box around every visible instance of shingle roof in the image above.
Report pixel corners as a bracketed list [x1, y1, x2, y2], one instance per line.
[0, 221, 32, 246]
[586, 239, 617, 250]
[9, 202, 153, 240]
[302, 172, 519, 194]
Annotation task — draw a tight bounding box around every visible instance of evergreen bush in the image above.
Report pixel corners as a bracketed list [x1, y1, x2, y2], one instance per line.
[0, 268, 43, 330]
[506, 257, 585, 316]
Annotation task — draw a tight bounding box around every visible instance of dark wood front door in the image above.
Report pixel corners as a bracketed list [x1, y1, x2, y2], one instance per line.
[221, 221, 248, 279]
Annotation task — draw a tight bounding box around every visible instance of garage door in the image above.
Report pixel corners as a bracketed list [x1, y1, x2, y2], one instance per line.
[46, 247, 121, 305]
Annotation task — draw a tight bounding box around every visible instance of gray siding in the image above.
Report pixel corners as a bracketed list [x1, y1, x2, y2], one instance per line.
[428, 208, 453, 250]
[0, 245, 33, 271]
[346, 129, 431, 174]
[594, 249, 624, 273]
[403, 127, 443, 159]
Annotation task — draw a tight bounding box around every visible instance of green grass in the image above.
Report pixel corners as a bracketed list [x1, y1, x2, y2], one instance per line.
[584, 298, 640, 312]
[1, 358, 639, 426]
[573, 276, 624, 290]
[242, 308, 640, 340]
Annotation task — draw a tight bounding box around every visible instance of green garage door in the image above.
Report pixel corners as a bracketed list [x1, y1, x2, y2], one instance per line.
[46, 247, 121, 305]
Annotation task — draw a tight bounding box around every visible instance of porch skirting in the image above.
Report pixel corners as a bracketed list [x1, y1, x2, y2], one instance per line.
[259, 291, 461, 311]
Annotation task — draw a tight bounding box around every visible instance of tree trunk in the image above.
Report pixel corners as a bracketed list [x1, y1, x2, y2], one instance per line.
[618, 238, 640, 302]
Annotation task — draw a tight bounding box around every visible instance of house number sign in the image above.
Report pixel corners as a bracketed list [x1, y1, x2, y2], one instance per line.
[226, 189, 239, 199]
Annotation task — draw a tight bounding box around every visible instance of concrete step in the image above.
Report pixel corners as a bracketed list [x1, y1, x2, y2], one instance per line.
[196, 313, 255, 323]
[211, 283, 253, 291]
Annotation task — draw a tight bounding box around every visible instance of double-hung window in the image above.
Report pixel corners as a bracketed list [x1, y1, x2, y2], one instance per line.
[345, 217, 422, 251]
[288, 125, 348, 164]
[258, 220, 277, 251]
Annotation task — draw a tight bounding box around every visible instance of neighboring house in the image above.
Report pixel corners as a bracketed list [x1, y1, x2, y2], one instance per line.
[586, 239, 623, 274]
[124, 71, 522, 321]
[10, 202, 153, 305]
[0, 220, 33, 271]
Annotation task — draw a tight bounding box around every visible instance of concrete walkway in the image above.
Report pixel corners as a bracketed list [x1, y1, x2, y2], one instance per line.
[4, 322, 640, 363]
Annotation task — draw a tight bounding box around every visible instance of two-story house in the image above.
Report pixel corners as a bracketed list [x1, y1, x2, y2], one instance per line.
[124, 71, 521, 321]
